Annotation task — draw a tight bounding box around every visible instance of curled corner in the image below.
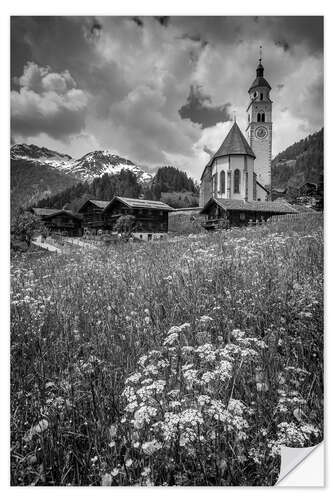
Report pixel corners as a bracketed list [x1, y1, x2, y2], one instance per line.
[276, 441, 324, 486]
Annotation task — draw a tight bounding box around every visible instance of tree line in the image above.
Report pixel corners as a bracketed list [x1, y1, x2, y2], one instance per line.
[36, 166, 199, 211]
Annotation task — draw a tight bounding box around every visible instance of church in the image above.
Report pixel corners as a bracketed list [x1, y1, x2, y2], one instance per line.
[199, 55, 297, 227]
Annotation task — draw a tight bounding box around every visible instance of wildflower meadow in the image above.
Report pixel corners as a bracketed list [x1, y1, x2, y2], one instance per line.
[10, 214, 323, 486]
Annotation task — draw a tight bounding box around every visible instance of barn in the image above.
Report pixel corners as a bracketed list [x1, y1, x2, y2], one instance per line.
[200, 198, 298, 230]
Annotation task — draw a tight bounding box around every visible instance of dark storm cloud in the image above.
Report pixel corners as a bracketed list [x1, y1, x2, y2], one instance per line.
[179, 85, 231, 128]
[132, 17, 143, 28]
[11, 17, 128, 100]
[171, 16, 323, 54]
[155, 16, 170, 27]
[11, 17, 130, 116]
[275, 40, 290, 52]
[87, 18, 103, 39]
[10, 16, 323, 174]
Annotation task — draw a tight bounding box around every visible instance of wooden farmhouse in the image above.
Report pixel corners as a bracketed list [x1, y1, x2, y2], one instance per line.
[78, 196, 173, 240]
[200, 198, 297, 230]
[77, 200, 110, 231]
[31, 208, 83, 236]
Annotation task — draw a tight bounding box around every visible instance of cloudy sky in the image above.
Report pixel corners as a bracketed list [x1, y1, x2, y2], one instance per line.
[11, 16, 323, 179]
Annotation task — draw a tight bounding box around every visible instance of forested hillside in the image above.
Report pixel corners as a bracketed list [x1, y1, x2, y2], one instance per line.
[36, 166, 199, 210]
[11, 160, 78, 210]
[272, 128, 323, 189]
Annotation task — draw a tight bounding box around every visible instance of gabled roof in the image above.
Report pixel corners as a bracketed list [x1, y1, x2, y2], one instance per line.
[200, 198, 298, 215]
[78, 199, 110, 212]
[209, 122, 256, 165]
[32, 207, 82, 220]
[32, 208, 60, 217]
[88, 200, 110, 208]
[105, 196, 174, 212]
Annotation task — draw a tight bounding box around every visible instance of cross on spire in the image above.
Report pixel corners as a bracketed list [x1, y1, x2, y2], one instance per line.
[259, 45, 262, 62]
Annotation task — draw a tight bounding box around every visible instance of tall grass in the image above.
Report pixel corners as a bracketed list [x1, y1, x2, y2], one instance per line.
[10, 214, 323, 486]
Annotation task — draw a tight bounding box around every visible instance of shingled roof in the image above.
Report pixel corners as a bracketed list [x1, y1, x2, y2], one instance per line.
[208, 122, 255, 167]
[105, 196, 174, 211]
[32, 208, 60, 217]
[201, 198, 298, 215]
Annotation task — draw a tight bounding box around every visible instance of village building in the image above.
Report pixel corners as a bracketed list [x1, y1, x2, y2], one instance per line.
[78, 196, 173, 240]
[31, 208, 83, 236]
[103, 196, 173, 240]
[77, 199, 110, 232]
[201, 198, 298, 230]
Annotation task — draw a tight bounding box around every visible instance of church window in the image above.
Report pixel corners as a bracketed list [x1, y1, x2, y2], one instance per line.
[212, 173, 217, 195]
[254, 92, 257, 98]
[261, 113, 265, 122]
[234, 169, 240, 193]
[260, 93, 263, 100]
[257, 113, 261, 122]
[220, 171, 225, 194]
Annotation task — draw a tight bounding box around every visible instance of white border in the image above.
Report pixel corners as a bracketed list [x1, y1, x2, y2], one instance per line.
[1, 1, 331, 498]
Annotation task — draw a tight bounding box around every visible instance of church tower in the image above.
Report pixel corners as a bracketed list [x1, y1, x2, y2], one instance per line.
[246, 53, 272, 190]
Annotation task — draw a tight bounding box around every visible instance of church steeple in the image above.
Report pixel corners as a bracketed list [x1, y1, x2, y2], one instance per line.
[246, 49, 273, 190]
[256, 45, 264, 77]
[256, 59, 264, 77]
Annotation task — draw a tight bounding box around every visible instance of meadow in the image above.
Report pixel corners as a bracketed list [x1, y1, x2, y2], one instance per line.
[10, 214, 323, 486]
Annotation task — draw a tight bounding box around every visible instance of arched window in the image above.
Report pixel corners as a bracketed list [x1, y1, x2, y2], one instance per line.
[234, 169, 240, 194]
[257, 113, 261, 122]
[261, 113, 265, 122]
[220, 170, 225, 194]
[260, 93, 263, 100]
[212, 173, 217, 195]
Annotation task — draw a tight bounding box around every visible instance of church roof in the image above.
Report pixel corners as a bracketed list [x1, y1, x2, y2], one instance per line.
[248, 58, 271, 92]
[248, 76, 271, 93]
[209, 121, 256, 163]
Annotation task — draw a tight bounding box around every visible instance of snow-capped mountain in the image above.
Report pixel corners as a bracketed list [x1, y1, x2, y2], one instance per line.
[11, 144, 153, 184]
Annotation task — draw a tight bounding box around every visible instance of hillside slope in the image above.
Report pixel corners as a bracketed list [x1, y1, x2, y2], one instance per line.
[272, 128, 323, 190]
[11, 159, 79, 210]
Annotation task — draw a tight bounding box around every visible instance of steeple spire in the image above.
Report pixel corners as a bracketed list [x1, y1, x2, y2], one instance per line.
[256, 46, 264, 77]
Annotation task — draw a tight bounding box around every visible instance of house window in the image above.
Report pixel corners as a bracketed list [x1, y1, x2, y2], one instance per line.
[234, 169, 240, 193]
[257, 113, 261, 122]
[220, 170, 225, 194]
[261, 113, 265, 122]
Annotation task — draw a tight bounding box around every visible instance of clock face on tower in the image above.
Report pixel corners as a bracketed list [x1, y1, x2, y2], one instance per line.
[255, 126, 268, 139]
